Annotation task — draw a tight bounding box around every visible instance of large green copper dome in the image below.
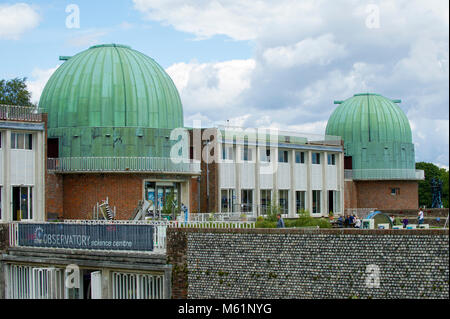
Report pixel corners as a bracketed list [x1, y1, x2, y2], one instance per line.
[40, 44, 183, 129]
[39, 44, 184, 159]
[326, 93, 412, 144]
[326, 93, 415, 176]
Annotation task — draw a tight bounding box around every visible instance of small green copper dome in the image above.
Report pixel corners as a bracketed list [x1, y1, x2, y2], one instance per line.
[40, 44, 183, 129]
[39, 44, 184, 159]
[326, 93, 415, 174]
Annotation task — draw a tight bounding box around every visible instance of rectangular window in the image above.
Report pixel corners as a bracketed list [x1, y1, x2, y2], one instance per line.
[260, 189, 272, 215]
[11, 133, 33, 150]
[295, 151, 305, 164]
[12, 186, 33, 221]
[241, 145, 253, 162]
[260, 148, 271, 162]
[312, 152, 321, 164]
[241, 189, 253, 213]
[391, 188, 400, 196]
[222, 144, 234, 161]
[221, 189, 236, 212]
[327, 154, 336, 165]
[312, 190, 321, 214]
[278, 150, 289, 163]
[296, 191, 306, 213]
[279, 190, 289, 215]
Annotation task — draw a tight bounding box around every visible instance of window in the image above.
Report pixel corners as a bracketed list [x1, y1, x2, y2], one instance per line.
[328, 190, 340, 213]
[391, 188, 400, 196]
[279, 190, 289, 215]
[295, 151, 305, 164]
[12, 186, 33, 220]
[260, 189, 272, 215]
[222, 144, 234, 161]
[241, 145, 253, 161]
[327, 154, 336, 165]
[278, 150, 289, 163]
[260, 148, 271, 162]
[296, 191, 306, 213]
[221, 189, 236, 212]
[312, 153, 320, 164]
[312, 190, 321, 214]
[241, 189, 253, 213]
[11, 133, 32, 150]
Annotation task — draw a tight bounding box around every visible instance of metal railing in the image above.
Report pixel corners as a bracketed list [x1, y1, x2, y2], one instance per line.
[0, 104, 42, 122]
[47, 157, 201, 173]
[344, 169, 425, 180]
[8, 220, 256, 252]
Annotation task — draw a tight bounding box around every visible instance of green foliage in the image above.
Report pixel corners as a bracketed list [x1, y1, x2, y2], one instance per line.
[264, 204, 282, 222]
[255, 209, 331, 228]
[0, 78, 35, 106]
[416, 162, 449, 208]
[161, 193, 179, 216]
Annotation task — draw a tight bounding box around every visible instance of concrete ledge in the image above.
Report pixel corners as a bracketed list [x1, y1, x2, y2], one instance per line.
[167, 227, 449, 236]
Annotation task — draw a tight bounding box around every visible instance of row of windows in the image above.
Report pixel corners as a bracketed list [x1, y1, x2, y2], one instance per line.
[0, 132, 33, 150]
[222, 144, 336, 165]
[221, 189, 340, 215]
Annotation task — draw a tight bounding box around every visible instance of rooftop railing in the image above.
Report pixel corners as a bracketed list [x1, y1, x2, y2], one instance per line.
[47, 157, 201, 174]
[0, 104, 42, 122]
[344, 169, 425, 180]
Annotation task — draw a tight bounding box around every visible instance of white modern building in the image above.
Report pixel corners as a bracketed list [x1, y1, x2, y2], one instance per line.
[0, 105, 46, 222]
[191, 127, 345, 218]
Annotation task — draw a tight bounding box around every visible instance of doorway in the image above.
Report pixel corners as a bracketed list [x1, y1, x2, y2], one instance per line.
[145, 182, 181, 219]
[12, 186, 33, 221]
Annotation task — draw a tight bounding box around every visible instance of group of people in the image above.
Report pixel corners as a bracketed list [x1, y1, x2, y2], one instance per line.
[391, 209, 425, 228]
[336, 213, 361, 228]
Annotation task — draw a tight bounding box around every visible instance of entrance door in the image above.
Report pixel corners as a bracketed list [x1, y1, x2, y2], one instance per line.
[12, 186, 33, 221]
[145, 182, 181, 219]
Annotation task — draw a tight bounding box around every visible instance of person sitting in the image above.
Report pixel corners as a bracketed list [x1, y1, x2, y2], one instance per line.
[349, 214, 355, 226]
[344, 215, 350, 228]
[337, 215, 344, 228]
[354, 217, 361, 228]
[402, 218, 409, 228]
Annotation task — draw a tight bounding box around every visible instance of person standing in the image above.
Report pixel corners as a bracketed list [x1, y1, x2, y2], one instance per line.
[276, 214, 285, 228]
[418, 209, 425, 225]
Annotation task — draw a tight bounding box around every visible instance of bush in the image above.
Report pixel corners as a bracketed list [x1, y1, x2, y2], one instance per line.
[256, 208, 331, 229]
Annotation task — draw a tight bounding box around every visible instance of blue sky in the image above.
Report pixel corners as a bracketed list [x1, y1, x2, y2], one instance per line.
[0, 1, 448, 168]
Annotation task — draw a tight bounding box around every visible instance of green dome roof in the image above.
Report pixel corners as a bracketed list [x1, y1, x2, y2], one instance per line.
[326, 93, 412, 144]
[326, 93, 416, 175]
[39, 44, 183, 130]
[38, 44, 184, 159]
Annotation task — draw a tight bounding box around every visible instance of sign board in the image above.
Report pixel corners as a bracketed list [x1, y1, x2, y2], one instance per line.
[18, 223, 154, 251]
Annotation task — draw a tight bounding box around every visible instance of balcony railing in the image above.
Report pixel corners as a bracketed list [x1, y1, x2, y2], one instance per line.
[0, 104, 42, 122]
[47, 157, 201, 174]
[344, 169, 425, 180]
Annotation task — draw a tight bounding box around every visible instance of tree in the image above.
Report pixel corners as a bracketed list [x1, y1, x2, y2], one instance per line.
[416, 162, 449, 208]
[0, 78, 34, 106]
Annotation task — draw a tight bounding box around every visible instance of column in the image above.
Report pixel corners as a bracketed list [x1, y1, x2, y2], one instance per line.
[255, 145, 260, 217]
[4, 130, 11, 222]
[235, 143, 241, 213]
[289, 149, 296, 218]
[306, 150, 312, 215]
[322, 151, 328, 217]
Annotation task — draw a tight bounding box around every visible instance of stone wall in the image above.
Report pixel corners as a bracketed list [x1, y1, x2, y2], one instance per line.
[167, 228, 449, 299]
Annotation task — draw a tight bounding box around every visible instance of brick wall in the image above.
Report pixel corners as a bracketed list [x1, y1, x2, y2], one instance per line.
[46, 172, 64, 219]
[167, 228, 449, 299]
[344, 180, 419, 210]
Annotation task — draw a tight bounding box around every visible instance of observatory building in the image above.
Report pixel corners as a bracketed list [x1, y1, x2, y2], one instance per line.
[326, 93, 424, 211]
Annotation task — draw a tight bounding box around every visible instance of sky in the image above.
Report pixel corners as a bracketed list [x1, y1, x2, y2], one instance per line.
[0, 0, 448, 169]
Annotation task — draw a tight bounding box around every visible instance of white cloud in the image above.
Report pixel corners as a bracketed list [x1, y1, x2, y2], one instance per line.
[26, 65, 59, 103]
[263, 34, 347, 68]
[0, 3, 40, 40]
[166, 59, 255, 116]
